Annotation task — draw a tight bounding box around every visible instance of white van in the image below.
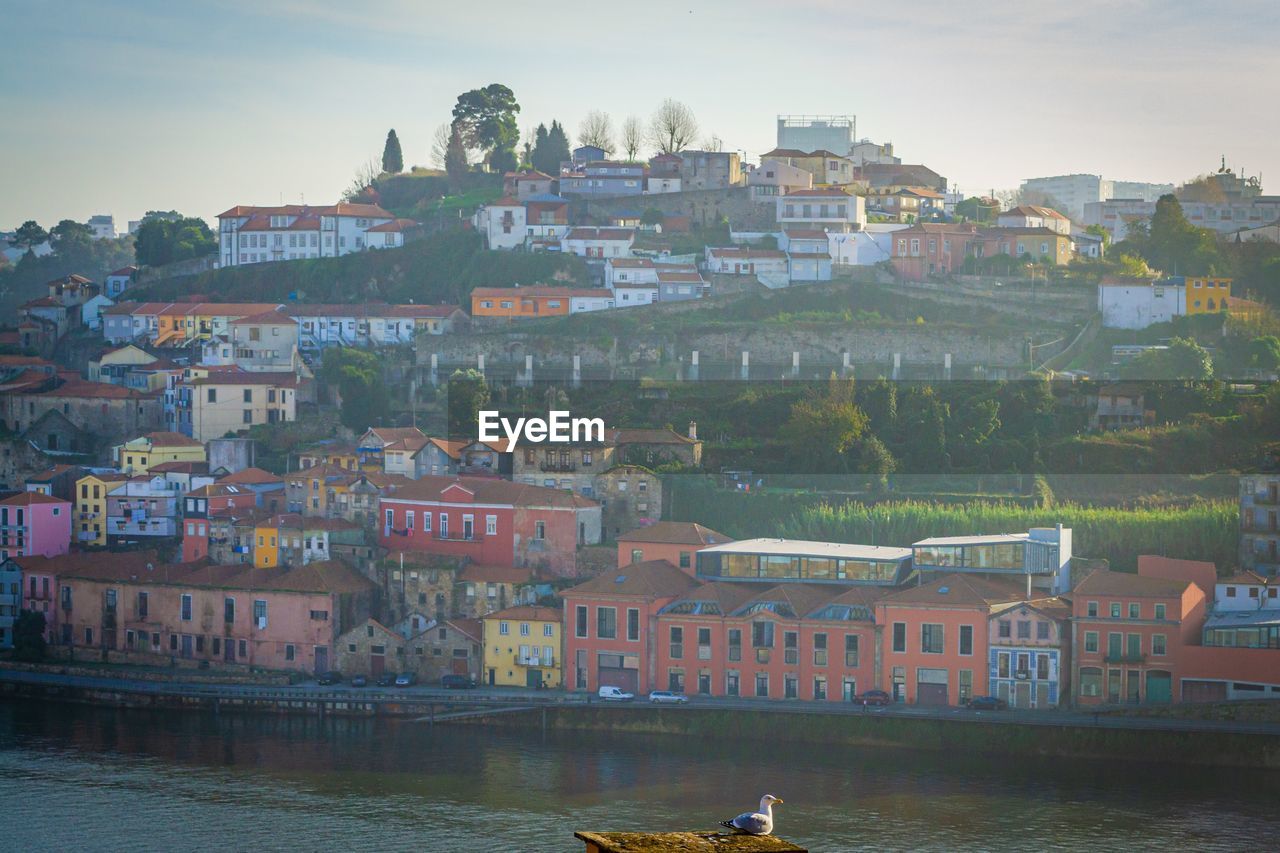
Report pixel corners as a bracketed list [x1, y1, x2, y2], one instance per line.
[598, 685, 635, 702]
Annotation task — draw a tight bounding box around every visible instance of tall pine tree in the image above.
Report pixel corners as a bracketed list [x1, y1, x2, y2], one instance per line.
[445, 124, 469, 187]
[382, 129, 403, 173]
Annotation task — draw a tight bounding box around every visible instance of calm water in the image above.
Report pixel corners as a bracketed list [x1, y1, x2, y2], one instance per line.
[0, 700, 1275, 852]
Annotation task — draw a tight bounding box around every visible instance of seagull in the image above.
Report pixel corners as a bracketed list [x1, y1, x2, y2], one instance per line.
[720, 794, 783, 836]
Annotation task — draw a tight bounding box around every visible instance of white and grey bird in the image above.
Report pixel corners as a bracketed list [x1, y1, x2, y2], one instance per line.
[720, 794, 784, 836]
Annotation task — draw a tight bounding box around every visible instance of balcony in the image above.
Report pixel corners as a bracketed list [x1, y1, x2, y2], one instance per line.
[517, 655, 553, 667]
[1104, 653, 1146, 664]
[539, 461, 577, 473]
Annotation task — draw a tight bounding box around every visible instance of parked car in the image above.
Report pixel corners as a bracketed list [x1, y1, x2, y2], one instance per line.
[648, 691, 688, 704]
[858, 689, 891, 706]
[316, 671, 343, 686]
[441, 674, 478, 690]
[598, 685, 635, 702]
[350, 675, 368, 688]
[374, 673, 396, 687]
[394, 672, 417, 688]
[965, 695, 1008, 711]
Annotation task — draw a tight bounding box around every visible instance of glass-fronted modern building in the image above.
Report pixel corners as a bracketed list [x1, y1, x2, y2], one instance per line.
[911, 526, 1072, 594]
[695, 539, 912, 586]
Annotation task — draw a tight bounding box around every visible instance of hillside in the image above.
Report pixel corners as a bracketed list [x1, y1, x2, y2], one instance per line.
[126, 229, 589, 307]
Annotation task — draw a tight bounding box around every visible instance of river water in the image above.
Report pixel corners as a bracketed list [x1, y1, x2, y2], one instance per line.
[0, 700, 1273, 852]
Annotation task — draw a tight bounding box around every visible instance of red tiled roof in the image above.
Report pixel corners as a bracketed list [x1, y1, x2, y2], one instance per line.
[218, 467, 284, 485]
[617, 522, 730, 546]
[142, 431, 204, 448]
[565, 560, 700, 598]
[1074, 569, 1192, 598]
[228, 309, 293, 325]
[0, 491, 71, 506]
[386, 475, 597, 509]
[481, 605, 562, 622]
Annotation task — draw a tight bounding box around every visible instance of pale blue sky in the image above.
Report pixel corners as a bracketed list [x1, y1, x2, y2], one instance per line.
[2, 0, 1278, 230]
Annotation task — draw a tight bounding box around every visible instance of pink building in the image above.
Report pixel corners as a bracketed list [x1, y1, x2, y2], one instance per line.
[0, 491, 72, 560]
[20, 550, 375, 672]
[562, 560, 700, 694]
[615, 521, 731, 572]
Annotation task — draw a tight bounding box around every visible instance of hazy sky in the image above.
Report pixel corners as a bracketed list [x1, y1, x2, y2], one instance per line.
[2, 0, 1278, 230]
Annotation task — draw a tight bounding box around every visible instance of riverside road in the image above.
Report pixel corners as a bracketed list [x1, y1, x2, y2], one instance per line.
[3, 666, 1278, 736]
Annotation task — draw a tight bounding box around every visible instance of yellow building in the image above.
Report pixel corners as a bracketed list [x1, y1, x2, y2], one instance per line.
[113, 431, 207, 476]
[1184, 277, 1232, 315]
[74, 471, 129, 547]
[253, 519, 281, 567]
[481, 605, 563, 689]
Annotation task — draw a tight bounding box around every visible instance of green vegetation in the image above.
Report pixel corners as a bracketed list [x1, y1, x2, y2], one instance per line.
[318, 347, 390, 432]
[1, 221, 134, 318]
[13, 611, 47, 662]
[530, 121, 571, 175]
[381, 128, 403, 174]
[133, 211, 217, 267]
[666, 477, 1236, 571]
[126, 228, 588, 306]
[451, 83, 520, 173]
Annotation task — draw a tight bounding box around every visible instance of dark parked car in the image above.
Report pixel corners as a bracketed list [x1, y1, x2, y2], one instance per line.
[316, 671, 343, 686]
[441, 674, 478, 689]
[374, 673, 396, 687]
[350, 675, 368, 688]
[965, 695, 1008, 711]
[858, 689, 891, 706]
[394, 672, 418, 687]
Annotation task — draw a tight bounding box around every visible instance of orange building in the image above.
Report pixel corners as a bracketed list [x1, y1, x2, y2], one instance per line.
[616, 522, 731, 572]
[1071, 568, 1206, 706]
[470, 286, 597, 320]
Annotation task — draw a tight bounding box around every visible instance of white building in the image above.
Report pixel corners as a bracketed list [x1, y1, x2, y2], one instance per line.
[216, 203, 409, 267]
[781, 230, 833, 282]
[646, 176, 682, 194]
[1020, 175, 1110, 221]
[749, 160, 812, 204]
[848, 140, 899, 167]
[104, 265, 137, 299]
[1084, 197, 1280, 241]
[776, 115, 856, 155]
[1098, 280, 1186, 329]
[611, 282, 659, 308]
[87, 214, 116, 240]
[827, 223, 909, 266]
[777, 188, 865, 233]
[604, 258, 657, 290]
[704, 246, 789, 277]
[570, 292, 615, 313]
[472, 197, 527, 250]
[560, 227, 635, 259]
[998, 205, 1072, 235]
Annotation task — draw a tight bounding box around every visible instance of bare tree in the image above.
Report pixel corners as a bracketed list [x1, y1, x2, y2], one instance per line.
[649, 99, 698, 154]
[621, 115, 644, 161]
[700, 133, 723, 152]
[429, 123, 452, 170]
[343, 155, 382, 201]
[578, 110, 616, 156]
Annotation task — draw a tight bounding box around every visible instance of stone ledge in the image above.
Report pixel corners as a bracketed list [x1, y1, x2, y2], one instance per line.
[575, 830, 807, 852]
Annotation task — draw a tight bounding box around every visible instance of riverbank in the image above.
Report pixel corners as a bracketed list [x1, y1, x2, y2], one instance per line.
[462, 705, 1280, 769]
[4, 667, 1280, 768]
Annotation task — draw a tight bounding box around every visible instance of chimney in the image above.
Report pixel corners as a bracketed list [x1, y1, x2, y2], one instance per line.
[688, 421, 697, 441]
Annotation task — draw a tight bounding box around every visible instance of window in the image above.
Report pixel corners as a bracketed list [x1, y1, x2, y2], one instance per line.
[630, 548, 643, 564]
[755, 673, 769, 698]
[728, 628, 742, 662]
[180, 594, 192, 621]
[813, 633, 828, 666]
[519, 622, 529, 637]
[921, 624, 944, 654]
[253, 599, 267, 627]
[285, 644, 295, 662]
[534, 521, 545, 540]
[626, 608, 639, 641]
[813, 676, 828, 701]
[138, 591, 149, 619]
[1128, 603, 1140, 619]
[959, 669, 973, 703]
[1085, 631, 1098, 653]
[499, 621, 509, 636]
[1036, 621, 1050, 641]
[1110, 602, 1121, 618]
[679, 551, 691, 569]
[998, 620, 1011, 638]
[575, 605, 588, 638]
[224, 597, 234, 623]
[783, 630, 798, 664]
[1016, 620, 1031, 640]
[844, 635, 859, 667]
[959, 625, 973, 656]
[597, 607, 617, 639]
[1080, 667, 1102, 697]
[1154, 603, 1166, 620]
[1087, 601, 1098, 617]
[1152, 634, 1167, 656]
[669, 626, 683, 659]
[892, 622, 906, 653]
[486, 515, 497, 536]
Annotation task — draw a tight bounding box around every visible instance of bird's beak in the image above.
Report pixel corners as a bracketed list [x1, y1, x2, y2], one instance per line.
[774, 799, 784, 805]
